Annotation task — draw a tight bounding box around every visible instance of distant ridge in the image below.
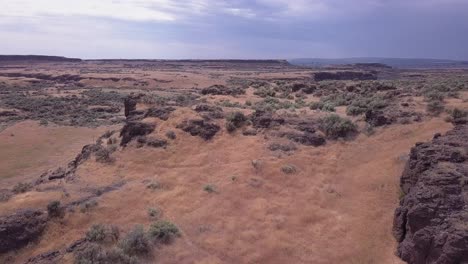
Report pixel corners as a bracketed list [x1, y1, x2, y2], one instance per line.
[289, 57, 468, 69]
[0, 55, 82, 62]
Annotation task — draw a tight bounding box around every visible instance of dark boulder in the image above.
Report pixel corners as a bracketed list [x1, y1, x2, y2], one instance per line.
[393, 124, 468, 264]
[120, 122, 156, 146]
[177, 119, 220, 140]
[0, 209, 47, 253]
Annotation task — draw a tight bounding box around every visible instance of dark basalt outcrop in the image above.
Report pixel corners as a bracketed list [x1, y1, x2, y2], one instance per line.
[0, 209, 47, 253]
[120, 122, 156, 146]
[393, 124, 468, 264]
[177, 119, 220, 140]
[124, 97, 138, 117]
[314, 71, 377, 81]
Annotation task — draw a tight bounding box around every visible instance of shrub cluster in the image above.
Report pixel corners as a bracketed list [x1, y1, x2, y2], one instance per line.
[318, 114, 358, 139]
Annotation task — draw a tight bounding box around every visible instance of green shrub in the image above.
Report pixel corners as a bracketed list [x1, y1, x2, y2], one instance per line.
[95, 146, 117, 164]
[148, 220, 180, 244]
[74, 243, 137, 264]
[118, 225, 151, 256]
[146, 181, 161, 190]
[226, 111, 247, 132]
[80, 200, 98, 213]
[12, 182, 33, 194]
[148, 208, 161, 219]
[86, 224, 107, 243]
[426, 101, 445, 116]
[203, 184, 216, 193]
[310, 101, 335, 112]
[281, 165, 297, 174]
[318, 114, 358, 139]
[346, 105, 366, 116]
[165, 131, 176, 140]
[85, 224, 119, 243]
[451, 108, 468, 120]
[47, 200, 63, 218]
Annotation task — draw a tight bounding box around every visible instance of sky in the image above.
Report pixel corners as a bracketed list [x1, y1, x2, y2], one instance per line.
[1, 0, 468, 60]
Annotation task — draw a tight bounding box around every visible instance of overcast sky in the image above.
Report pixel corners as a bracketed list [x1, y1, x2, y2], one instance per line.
[1, 0, 468, 59]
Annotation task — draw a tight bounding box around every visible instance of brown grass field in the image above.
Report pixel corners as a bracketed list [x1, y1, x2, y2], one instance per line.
[0, 59, 467, 263]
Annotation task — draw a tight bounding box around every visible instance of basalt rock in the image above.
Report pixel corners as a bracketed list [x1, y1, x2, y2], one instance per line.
[0, 209, 47, 253]
[124, 97, 138, 117]
[120, 122, 156, 146]
[177, 119, 220, 140]
[393, 124, 468, 264]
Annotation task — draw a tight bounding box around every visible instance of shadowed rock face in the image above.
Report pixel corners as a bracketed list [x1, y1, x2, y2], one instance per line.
[393, 125, 468, 264]
[0, 209, 48, 253]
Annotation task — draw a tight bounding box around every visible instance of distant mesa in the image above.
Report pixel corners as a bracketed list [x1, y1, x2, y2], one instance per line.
[0, 55, 82, 62]
[289, 57, 468, 69]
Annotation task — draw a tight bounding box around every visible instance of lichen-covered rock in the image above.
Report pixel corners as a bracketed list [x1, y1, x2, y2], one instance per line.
[0, 209, 47, 253]
[393, 124, 468, 264]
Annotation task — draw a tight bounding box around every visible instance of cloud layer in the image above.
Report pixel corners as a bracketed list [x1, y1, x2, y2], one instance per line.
[1, 0, 467, 59]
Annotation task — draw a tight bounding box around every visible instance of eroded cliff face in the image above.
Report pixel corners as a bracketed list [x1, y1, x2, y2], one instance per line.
[394, 125, 468, 264]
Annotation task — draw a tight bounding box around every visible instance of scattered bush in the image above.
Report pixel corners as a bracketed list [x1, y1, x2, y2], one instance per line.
[47, 200, 63, 218]
[12, 182, 33, 194]
[165, 131, 176, 140]
[80, 200, 98, 213]
[146, 181, 161, 190]
[118, 225, 151, 256]
[426, 101, 445, 116]
[148, 220, 180, 244]
[281, 165, 297, 174]
[268, 142, 297, 152]
[310, 102, 335, 112]
[148, 208, 161, 219]
[146, 137, 168, 148]
[74, 243, 137, 264]
[225, 111, 247, 132]
[318, 114, 358, 139]
[203, 184, 216, 193]
[95, 146, 117, 164]
[86, 224, 107, 243]
[85, 223, 119, 243]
